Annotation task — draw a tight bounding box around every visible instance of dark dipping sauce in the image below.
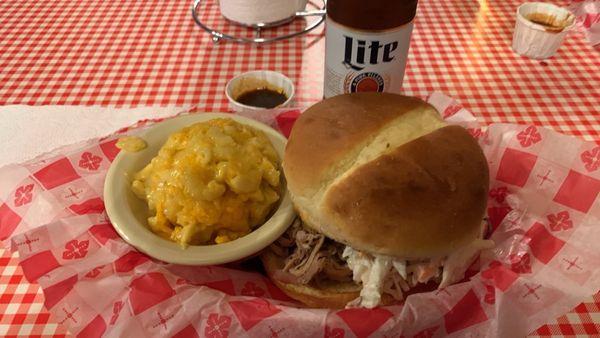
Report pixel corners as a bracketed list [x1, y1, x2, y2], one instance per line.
[236, 88, 288, 109]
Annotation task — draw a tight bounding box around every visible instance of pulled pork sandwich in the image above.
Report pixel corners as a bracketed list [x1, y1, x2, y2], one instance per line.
[261, 93, 493, 309]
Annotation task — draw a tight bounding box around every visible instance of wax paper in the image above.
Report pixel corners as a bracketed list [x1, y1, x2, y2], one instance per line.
[569, 0, 600, 46]
[1, 93, 599, 337]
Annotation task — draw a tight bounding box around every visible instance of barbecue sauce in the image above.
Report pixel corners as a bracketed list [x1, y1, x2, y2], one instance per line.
[236, 88, 288, 108]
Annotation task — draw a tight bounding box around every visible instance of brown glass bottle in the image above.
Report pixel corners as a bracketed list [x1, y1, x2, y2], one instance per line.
[324, 0, 419, 98]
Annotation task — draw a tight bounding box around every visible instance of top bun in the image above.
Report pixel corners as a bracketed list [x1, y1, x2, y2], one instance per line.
[283, 93, 489, 259]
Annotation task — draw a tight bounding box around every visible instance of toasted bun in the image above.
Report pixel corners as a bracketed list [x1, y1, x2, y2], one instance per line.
[283, 93, 489, 259]
[260, 250, 396, 308]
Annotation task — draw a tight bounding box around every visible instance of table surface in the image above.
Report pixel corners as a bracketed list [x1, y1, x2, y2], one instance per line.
[1, 0, 599, 336]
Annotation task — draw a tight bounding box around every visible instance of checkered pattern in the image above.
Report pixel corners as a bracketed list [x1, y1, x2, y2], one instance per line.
[405, 0, 599, 142]
[531, 293, 600, 337]
[0, 249, 68, 337]
[0, 0, 598, 140]
[0, 0, 598, 336]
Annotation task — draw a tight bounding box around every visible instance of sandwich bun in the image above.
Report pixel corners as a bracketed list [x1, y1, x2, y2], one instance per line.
[283, 93, 489, 259]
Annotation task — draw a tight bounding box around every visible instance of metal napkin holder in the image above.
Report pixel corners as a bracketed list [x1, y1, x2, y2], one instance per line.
[191, 0, 326, 44]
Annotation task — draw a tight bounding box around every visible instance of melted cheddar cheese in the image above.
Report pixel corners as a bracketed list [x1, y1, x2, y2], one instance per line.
[132, 118, 280, 247]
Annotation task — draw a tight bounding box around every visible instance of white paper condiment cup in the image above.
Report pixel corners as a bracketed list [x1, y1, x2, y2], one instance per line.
[225, 70, 295, 113]
[512, 2, 575, 60]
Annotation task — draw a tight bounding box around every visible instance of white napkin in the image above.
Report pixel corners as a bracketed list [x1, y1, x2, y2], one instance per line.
[0, 105, 185, 168]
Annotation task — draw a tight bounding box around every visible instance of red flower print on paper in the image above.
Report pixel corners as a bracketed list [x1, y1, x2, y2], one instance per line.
[85, 267, 102, 278]
[205, 313, 231, 338]
[509, 253, 532, 274]
[489, 186, 509, 204]
[547, 211, 573, 232]
[516, 126, 542, 147]
[14, 184, 34, 207]
[62, 239, 90, 259]
[79, 152, 102, 171]
[484, 284, 495, 304]
[241, 282, 265, 297]
[581, 146, 600, 172]
[443, 104, 462, 118]
[325, 326, 345, 338]
[110, 301, 124, 325]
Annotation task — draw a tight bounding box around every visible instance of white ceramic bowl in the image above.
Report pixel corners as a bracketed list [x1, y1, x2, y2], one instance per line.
[225, 70, 295, 113]
[512, 2, 575, 59]
[104, 113, 294, 265]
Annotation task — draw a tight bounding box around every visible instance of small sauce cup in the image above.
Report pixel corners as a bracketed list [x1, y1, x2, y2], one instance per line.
[512, 2, 575, 60]
[226, 70, 295, 113]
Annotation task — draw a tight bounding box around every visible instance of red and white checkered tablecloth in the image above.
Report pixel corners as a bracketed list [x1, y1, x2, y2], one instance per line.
[0, 0, 599, 336]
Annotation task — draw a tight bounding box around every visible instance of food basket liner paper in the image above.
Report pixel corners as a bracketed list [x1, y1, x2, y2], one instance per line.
[1, 93, 599, 337]
[569, 0, 600, 46]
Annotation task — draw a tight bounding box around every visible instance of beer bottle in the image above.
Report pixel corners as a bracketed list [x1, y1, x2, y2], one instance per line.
[324, 0, 419, 98]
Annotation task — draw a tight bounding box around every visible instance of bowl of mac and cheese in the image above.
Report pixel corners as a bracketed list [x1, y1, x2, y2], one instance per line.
[104, 113, 294, 265]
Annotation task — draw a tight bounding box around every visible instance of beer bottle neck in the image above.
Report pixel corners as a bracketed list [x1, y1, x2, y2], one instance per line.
[327, 0, 419, 31]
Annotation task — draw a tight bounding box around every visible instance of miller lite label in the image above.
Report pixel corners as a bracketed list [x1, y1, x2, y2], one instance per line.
[324, 18, 414, 98]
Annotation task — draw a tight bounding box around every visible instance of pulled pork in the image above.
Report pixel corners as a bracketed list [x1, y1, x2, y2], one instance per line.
[270, 218, 352, 285]
[270, 218, 494, 308]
